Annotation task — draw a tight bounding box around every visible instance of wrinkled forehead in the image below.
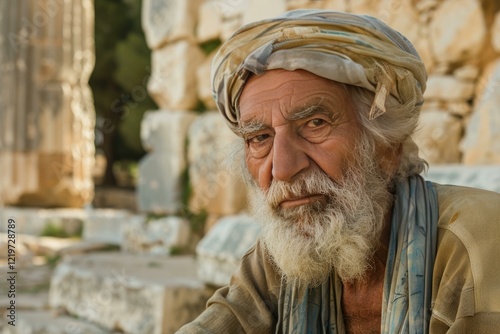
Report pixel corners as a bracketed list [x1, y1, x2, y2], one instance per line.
[237, 69, 357, 131]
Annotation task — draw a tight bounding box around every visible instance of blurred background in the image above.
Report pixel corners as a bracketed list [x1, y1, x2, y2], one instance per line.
[0, 0, 499, 333]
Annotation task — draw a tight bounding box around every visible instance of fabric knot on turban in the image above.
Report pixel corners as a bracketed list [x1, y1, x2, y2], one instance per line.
[210, 9, 427, 132]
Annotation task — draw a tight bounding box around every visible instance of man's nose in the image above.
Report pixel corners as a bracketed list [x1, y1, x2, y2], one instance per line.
[272, 132, 310, 182]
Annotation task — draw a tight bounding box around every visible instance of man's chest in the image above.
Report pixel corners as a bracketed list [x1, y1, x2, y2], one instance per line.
[341, 281, 384, 334]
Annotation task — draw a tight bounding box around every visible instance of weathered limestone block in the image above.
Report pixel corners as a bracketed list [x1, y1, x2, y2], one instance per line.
[138, 153, 187, 214]
[422, 100, 471, 117]
[122, 216, 190, 255]
[454, 65, 480, 81]
[413, 28, 435, 74]
[429, 0, 486, 65]
[424, 165, 500, 193]
[140, 110, 197, 153]
[214, 0, 247, 19]
[0, 292, 49, 315]
[204, 213, 222, 233]
[0, 233, 34, 267]
[347, 0, 379, 16]
[196, 214, 261, 286]
[461, 60, 500, 164]
[188, 112, 247, 215]
[0, 0, 95, 207]
[221, 15, 244, 41]
[197, 1, 223, 43]
[424, 75, 475, 101]
[148, 41, 205, 110]
[0, 259, 52, 291]
[82, 209, 135, 245]
[323, 0, 348, 11]
[413, 0, 439, 14]
[377, 0, 420, 45]
[447, 101, 472, 117]
[413, 110, 462, 164]
[197, 51, 218, 110]
[49, 252, 214, 334]
[492, 11, 500, 53]
[20, 235, 110, 258]
[142, 0, 202, 49]
[138, 110, 196, 214]
[377, 0, 436, 72]
[286, 0, 324, 10]
[2, 311, 110, 334]
[0, 207, 84, 236]
[243, 0, 286, 25]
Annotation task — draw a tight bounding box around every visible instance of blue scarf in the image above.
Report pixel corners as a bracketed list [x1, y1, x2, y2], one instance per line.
[276, 175, 438, 333]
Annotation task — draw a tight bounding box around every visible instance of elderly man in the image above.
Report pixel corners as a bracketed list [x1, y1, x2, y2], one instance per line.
[177, 10, 500, 334]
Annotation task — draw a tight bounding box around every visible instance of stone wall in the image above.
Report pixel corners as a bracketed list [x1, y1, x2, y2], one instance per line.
[138, 0, 500, 226]
[0, 0, 96, 207]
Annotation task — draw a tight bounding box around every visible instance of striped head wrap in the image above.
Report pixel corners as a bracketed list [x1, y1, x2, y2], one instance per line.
[210, 9, 427, 133]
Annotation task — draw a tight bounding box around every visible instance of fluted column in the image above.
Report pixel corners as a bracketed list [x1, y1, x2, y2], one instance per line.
[0, 0, 95, 207]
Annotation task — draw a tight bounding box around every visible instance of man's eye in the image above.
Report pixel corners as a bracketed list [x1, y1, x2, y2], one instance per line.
[246, 133, 272, 158]
[306, 118, 327, 128]
[249, 134, 270, 143]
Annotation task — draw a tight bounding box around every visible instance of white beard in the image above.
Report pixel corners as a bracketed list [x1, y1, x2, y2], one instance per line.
[248, 136, 393, 286]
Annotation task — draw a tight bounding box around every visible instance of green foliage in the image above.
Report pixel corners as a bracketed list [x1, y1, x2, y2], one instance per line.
[194, 99, 208, 113]
[179, 165, 207, 237]
[112, 160, 139, 186]
[114, 32, 151, 92]
[200, 39, 222, 55]
[117, 103, 152, 155]
[184, 209, 208, 237]
[90, 0, 157, 168]
[146, 213, 168, 222]
[147, 261, 162, 268]
[100, 245, 121, 252]
[180, 167, 192, 209]
[44, 254, 62, 267]
[40, 221, 81, 238]
[169, 246, 183, 255]
[40, 222, 66, 237]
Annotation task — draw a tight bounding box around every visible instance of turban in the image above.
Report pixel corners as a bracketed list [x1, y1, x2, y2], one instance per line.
[211, 9, 427, 133]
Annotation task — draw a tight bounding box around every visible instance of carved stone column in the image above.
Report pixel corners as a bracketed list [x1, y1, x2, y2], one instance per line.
[0, 0, 95, 207]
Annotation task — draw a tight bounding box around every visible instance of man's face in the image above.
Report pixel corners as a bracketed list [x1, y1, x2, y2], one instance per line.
[239, 69, 363, 193]
[238, 69, 393, 285]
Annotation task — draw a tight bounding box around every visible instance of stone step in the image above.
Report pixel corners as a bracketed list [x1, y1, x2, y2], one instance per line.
[0, 207, 85, 236]
[196, 214, 261, 287]
[0, 207, 143, 245]
[121, 216, 191, 255]
[1, 233, 112, 259]
[48, 252, 215, 334]
[1, 310, 114, 334]
[0, 261, 52, 293]
[0, 292, 49, 317]
[424, 164, 500, 193]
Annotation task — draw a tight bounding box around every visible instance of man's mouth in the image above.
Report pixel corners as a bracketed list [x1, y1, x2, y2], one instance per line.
[279, 194, 326, 209]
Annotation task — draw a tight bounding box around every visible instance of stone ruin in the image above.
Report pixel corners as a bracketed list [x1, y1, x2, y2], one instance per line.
[138, 0, 500, 289]
[1, 0, 500, 333]
[0, 0, 95, 208]
[1, 0, 499, 214]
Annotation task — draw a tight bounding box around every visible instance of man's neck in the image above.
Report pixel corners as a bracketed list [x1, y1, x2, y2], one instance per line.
[341, 202, 394, 334]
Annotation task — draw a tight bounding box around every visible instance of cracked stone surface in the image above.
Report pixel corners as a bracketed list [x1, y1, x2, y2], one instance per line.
[49, 252, 214, 334]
